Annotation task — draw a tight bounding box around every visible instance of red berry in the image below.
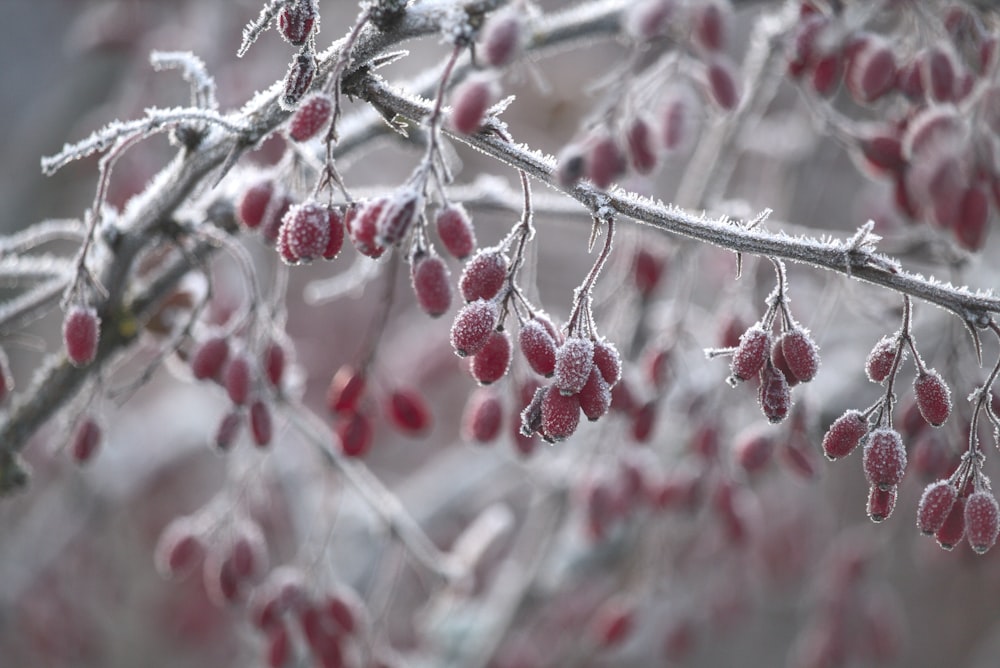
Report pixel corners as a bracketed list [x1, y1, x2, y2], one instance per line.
[191, 336, 229, 380]
[278, 0, 316, 46]
[459, 250, 508, 302]
[70, 416, 102, 463]
[519, 385, 546, 437]
[411, 254, 453, 318]
[435, 203, 476, 259]
[917, 480, 958, 535]
[592, 599, 635, 648]
[262, 341, 286, 388]
[519, 318, 558, 377]
[322, 207, 345, 260]
[625, 114, 659, 175]
[449, 75, 499, 135]
[450, 299, 498, 357]
[541, 386, 580, 442]
[579, 366, 611, 421]
[471, 330, 511, 385]
[706, 57, 741, 110]
[280, 200, 330, 263]
[462, 388, 503, 443]
[326, 365, 366, 414]
[593, 338, 622, 386]
[923, 45, 957, 102]
[965, 490, 1000, 554]
[347, 199, 387, 258]
[376, 186, 423, 247]
[214, 410, 242, 451]
[770, 338, 799, 387]
[936, 495, 967, 550]
[387, 388, 431, 435]
[631, 400, 657, 443]
[64, 305, 100, 367]
[154, 516, 205, 579]
[585, 129, 626, 190]
[337, 411, 373, 457]
[856, 126, 905, 175]
[289, 92, 332, 142]
[238, 180, 274, 230]
[281, 52, 316, 110]
[865, 335, 899, 383]
[694, 0, 729, 52]
[846, 36, 897, 103]
[633, 249, 665, 297]
[863, 428, 906, 490]
[914, 369, 951, 427]
[265, 627, 291, 668]
[758, 363, 791, 423]
[481, 9, 522, 67]
[249, 400, 273, 447]
[644, 346, 671, 391]
[660, 86, 698, 152]
[261, 194, 293, 245]
[554, 337, 595, 396]
[811, 52, 842, 97]
[224, 355, 252, 406]
[822, 410, 868, 460]
[780, 327, 820, 383]
[734, 426, 775, 473]
[731, 325, 770, 381]
[867, 484, 897, 523]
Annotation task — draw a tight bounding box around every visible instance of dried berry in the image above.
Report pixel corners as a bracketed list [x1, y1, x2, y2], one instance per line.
[822, 410, 868, 460]
[249, 399, 273, 447]
[863, 428, 906, 490]
[471, 330, 511, 385]
[70, 416, 102, 463]
[450, 299, 498, 357]
[865, 335, 899, 383]
[917, 480, 958, 535]
[449, 75, 499, 135]
[459, 250, 508, 302]
[288, 92, 332, 142]
[411, 254, 453, 318]
[519, 385, 546, 437]
[462, 388, 503, 443]
[965, 490, 1000, 554]
[326, 365, 366, 414]
[914, 369, 951, 427]
[435, 203, 476, 259]
[64, 305, 100, 367]
[191, 335, 229, 380]
[338, 411, 373, 457]
[541, 386, 580, 442]
[224, 355, 252, 406]
[867, 484, 897, 523]
[554, 337, 595, 396]
[758, 363, 791, 423]
[519, 318, 558, 377]
[731, 325, 770, 381]
[780, 327, 820, 383]
[281, 52, 317, 110]
[387, 388, 431, 435]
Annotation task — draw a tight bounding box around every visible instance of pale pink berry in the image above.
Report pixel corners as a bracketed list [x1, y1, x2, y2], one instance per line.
[867, 484, 897, 523]
[435, 203, 476, 259]
[660, 87, 697, 152]
[387, 388, 431, 435]
[734, 426, 774, 473]
[914, 369, 951, 427]
[249, 399, 272, 447]
[780, 327, 819, 383]
[936, 495, 966, 550]
[281, 52, 316, 110]
[866, 335, 899, 383]
[411, 254, 453, 318]
[462, 387, 503, 443]
[731, 325, 770, 381]
[191, 335, 229, 380]
[822, 410, 868, 460]
[846, 35, 897, 103]
[917, 480, 958, 535]
[289, 92, 332, 142]
[965, 490, 1000, 554]
[224, 355, 252, 406]
[63, 305, 100, 367]
[481, 9, 522, 67]
[471, 330, 512, 385]
[592, 339, 622, 386]
[376, 187, 423, 247]
[278, 0, 316, 46]
[541, 385, 580, 442]
[459, 250, 508, 302]
[554, 337, 595, 396]
[579, 366, 611, 421]
[338, 411, 373, 457]
[228, 520, 268, 580]
[70, 416, 102, 463]
[449, 75, 499, 135]
[280, 200, 330, 263]
[154, 516, 205, 579]
[214, 410, 242, 451]
[585, 129, 626, 190]
[706, 57, 740, 110]
[450, 299, 498, 357]
[238, 179, 274, 230]
[758, 363, 791, 423]
[863, 428, 906, 490]
[519, 319, 558, 377]
[624, 0, 674, 42]
[625, 114, 659, 175]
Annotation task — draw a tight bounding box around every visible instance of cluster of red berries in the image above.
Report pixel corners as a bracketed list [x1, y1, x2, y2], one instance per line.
[787, 1, 999, 250]
[917, 451, 1000, 554]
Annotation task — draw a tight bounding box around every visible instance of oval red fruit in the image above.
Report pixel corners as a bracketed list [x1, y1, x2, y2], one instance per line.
[412, 254, 453, 318]
[64, 305, 101, 367]
[917, 480, 958, 535]
[914, 369, 951, 427]
[862, 428, 906, 490]
[387, 388, 431, 435]
[338, 411, 373, 457]
[965, 490, 1000, 554]
[435, 203, 476, 259]
[822, 410, 868, 460]
[450, 299, 498, 357]
[471, 330, 511, 385]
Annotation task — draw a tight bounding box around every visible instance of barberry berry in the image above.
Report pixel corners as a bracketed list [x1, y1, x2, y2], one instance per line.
[519, 318, 558, 377]
[224, 355, 252, 406]
[326, 365, 366, 414]
[579, 366, 611, 421]
[281, 52, 317, 110]
[964, 490, 1000, 554]
[191, 335, 230, 380]
[262, 341, 286, 388]
[63, 304, 100, 367]
[280, 200, 330, 263]
[731, 325, 770, 381]
[288, 92, 332, 142]
[70, 416, 102, 463]
[278, 0, 317, 46]
[449, 75, 499, 135]
[758, 363, 791, 423]
[554, 337, 595, 396]
[459, 250, 508, 302]
[322, 206, 345, 260]
[780, 327, 819, 383]
[593, 338, 622, 386]
[249, 399, 273, 447]
[541, 386, 580, 442]
[435, 203, 476, 259]
[387, 388, 431, 435]
[625, 114, 658, 175]
[462, 388, 503, 443]
[450, 299, 498, 357]
[867, 484, 897, 523]
[706, 57, 741, 110]
[238, 179, 274, 230]
[338, 411, 373, 457]
[411, 254, 453, 318]
[863, 428, 906, 490]
[865, 335, 899, 383]
[154, 516, 205, 579]
[935, 495, 966, 550]
[470, 330, 511, 385]
[914, 369, 951, 427]
[347, 199, 388, 258]
[481, 9, 523, 68]
[376, 186, 422, 247]
[917, 480, 958, 535]
[822, 409, 868, 460]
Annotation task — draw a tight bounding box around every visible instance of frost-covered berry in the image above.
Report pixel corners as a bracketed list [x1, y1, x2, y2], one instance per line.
[64, 305, 100, 367]
[866, 335, 900, 383]
[660, 85, 699, 152]
[191, 336, 229, 380]
[471, 330, 511, 385]
[214, 410, 242, 451]
[914, 369, 951, 427]
[541, 385, 580, 442]
[326, 365, 365, 414]
[376, 187, 423, 247]
[917, 480, 958, 535]
[288, 92, 332, 142]
[731, 325, 770, 381]
[279, 200, 330, 263]
[249, 399, 272, 447]
[867, 484, 897, 523]
[554, 337, 595, 396]
[224, 355, 252, 406]
[450, 299, 498, 357]
[459, 250, 508, 302]
[481, 9, 522, 67]
[70, 416, 102, 463]
[780, 327, 819, 383]
[519, 318, 558, 377]
[238, 180, 274, 230]
[322, 207, 344, 260]
[154, 516, 205, 579]
[435, 204, 476, 259]
[592, 339, 622, 386]
[411, 254, 452, 318]
[519, 385, 546, 437]
[579, 366, 611, 421]
[965, 490, 1000, 554]
[863, 428, 907, 490]
[387, 388, 431, 435]
[281, 53, 317, 110]
[449, 75, 499, 135]
[278, 0, 317, 46]
[585, 129, 626, 190]
[462, 388, 503, 443]
[758, 363, 791, 423]
[338, 411, 372, 457]
[347, 199, 387, 259]
[936, 495, 966, 550]
[822, 410, 868, 460]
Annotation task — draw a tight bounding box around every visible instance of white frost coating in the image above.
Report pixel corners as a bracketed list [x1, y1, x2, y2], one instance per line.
[150, 51, 218, 109]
